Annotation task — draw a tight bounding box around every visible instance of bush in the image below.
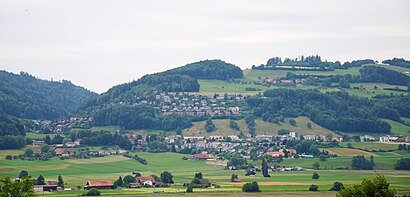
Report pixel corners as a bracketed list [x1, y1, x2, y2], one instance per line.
[186, 184, 193, 193]
[5, 155, 12, 160]
[312, 172, 320, 180]
[242, 181, 260, 192]
[83, 189, 101, 196]
[309, 184, 319, 191]
[330, 182, 344, 191]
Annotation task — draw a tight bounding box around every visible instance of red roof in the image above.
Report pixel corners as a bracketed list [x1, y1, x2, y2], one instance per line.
[136, 176, 156, 183]
[193, 153, 214, 159]
[280, 80, 293, 84]
[54, 148, 67, 155]
[86, 180, 113, 187]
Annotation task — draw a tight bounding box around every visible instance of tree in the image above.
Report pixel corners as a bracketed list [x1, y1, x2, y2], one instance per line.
[0, 176, 34, 197]
[194, 172, 203, 179]
[84, 188, 101, 196]
[45, 135, 51, 145]
[35, 175, 45, 185]
[19, 170, 29, 178]
[230, 174, 238, 182]
[351, 155, 373, 170]
[312, 172, 320, 180]
[5, 155, 12, 160]
[205, 118, 215, 132]
[309, 184, 319, 191]
[289, 119, 297, 126]
[41, 145, 51, 153]
[313, 162, 320, 170]
[242, 181, 260, 192]
[229, 120, 240, 130]
[24, 149, 33, 157]
[176, 127, 183, 135]
[337, 174, 395, 197]
[307, 122, 312, 129]
[394, 158, 410, 170]
[58, 175, 64, 188]
[114, 176, 123, 188]
[160, 171, 174, 184]
[186, 184, 193, 193]
[330, 182, 344, 191]
[261, 159, 270, 177]
[123, 175, 136, 185]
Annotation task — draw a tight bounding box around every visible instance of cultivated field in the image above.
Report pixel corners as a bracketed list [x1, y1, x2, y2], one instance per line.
[183, 117, 337, 137]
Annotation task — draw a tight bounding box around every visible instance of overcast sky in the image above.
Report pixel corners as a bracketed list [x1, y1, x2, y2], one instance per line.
[1, 0, 409, 93]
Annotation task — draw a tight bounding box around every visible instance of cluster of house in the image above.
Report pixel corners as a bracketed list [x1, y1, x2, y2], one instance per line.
[262, 78, 306, 86]
[360, 135, 410, 142]
[154, 92, 243, 117]
[33, 180, 72, 192]
[35, 116, 93, 134]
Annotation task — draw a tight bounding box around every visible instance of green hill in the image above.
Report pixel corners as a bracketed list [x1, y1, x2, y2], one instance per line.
[0, 70, 97, 120]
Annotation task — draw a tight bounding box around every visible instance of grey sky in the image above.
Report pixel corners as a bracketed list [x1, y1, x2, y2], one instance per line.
[1, 0, 409, 93]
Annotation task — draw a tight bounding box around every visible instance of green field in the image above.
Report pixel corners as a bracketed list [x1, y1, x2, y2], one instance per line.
[0, 151, 409, 196]
[184, 117, 337, 137]
[339, 142, 402, 151]
[382, 119, 410, 136]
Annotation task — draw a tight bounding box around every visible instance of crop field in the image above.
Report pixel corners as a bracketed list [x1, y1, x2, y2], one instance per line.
[321, 148, 377, 156]
[339, 142, 402, 151]
[0, 152, 409, 196]
[184, 117, 337, 137]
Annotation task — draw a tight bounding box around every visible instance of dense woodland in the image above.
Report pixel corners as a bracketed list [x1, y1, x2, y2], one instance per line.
[0, 71, 97, 120]
[383, 58, 410, 68]
[246, 89, 409, 134]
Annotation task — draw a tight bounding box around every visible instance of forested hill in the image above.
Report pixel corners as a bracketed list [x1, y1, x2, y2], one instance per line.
[166, 59, 244, 80]
[82, 59, 243, 107]
[0, 70, 97, 120]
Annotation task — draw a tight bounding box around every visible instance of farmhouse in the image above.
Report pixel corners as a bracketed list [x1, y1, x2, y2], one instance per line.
[136, 176, 157, 187]
[84, 180, 114, 190]
[193, 153, 214, 160]
[264, 151, 285, 158]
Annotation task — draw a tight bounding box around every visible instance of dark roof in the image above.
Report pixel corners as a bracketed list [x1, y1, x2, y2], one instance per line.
[198, 179, 210, 185]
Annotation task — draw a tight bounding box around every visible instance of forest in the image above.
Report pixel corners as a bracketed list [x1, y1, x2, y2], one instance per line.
[246, 89, 408, 134]
[383, 58, 410, 68]
[0, 70, 97, 120]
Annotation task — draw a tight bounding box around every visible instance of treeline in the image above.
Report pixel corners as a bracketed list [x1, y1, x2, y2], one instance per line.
[167, 59, 244, 80]
[0, 70, 97, 120]
[253, 56, 376, 71]
[360, 66, 410, 86]
[247, 89, 393, 133]
[383, 58, 410, 68]
[92, 105, 192, 131]
[76, 130, 132, 150]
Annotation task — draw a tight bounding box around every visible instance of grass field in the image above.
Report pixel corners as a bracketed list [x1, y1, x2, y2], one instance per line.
[0, 151, 409, 196]
[382, 119, 410, 136]
[321, 148, 377, 156]
[184, 117, 337, 137]
[339, 142, 401, 151]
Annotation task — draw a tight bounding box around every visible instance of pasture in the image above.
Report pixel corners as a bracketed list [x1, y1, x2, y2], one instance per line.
[183, 117, 337, 137]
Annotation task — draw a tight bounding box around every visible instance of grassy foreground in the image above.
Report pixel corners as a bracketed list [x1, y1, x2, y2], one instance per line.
[0, 152, 410, 196]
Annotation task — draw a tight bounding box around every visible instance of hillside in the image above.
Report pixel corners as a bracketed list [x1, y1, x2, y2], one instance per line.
[79, 60, 243, 131]
[183, 117, 337, 137]
[0, 70, 97, 120]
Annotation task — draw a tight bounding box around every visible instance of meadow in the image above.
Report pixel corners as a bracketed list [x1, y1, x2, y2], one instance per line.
[183, 117, 337, 137]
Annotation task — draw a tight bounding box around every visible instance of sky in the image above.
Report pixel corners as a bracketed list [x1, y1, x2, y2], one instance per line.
[1, 0, 409, 93]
